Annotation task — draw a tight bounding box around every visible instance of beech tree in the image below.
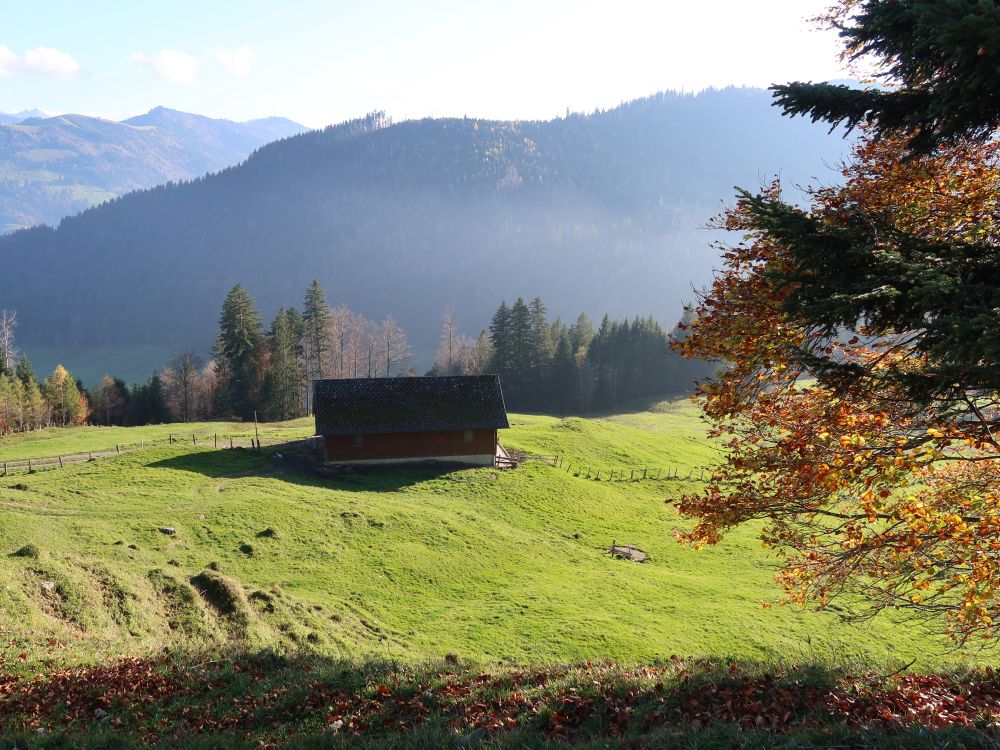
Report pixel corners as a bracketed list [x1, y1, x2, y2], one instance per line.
[677, 0, 1000, 642]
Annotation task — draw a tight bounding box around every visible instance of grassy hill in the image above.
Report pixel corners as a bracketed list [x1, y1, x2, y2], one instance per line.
[3, 399, 998, 747]
[0, 399, 985, 676]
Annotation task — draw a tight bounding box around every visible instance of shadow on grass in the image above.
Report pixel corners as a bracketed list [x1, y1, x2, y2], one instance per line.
[148, 443, 492, 492]
[1, 649, 996, 750]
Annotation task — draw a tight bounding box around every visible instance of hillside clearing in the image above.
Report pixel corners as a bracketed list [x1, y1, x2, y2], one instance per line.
[0, 401, 988, 674]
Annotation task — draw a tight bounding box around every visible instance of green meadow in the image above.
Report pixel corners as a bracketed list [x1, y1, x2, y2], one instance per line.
[0, 399, 988, 675]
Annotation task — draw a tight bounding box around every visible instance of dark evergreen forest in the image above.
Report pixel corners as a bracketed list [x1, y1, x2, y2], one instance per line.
[0, 88, 848, 375]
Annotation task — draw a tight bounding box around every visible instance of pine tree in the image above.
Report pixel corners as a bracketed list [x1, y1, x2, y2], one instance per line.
[772, 0, 1000, 154]
[489, 301, 512, 379]
[302, 280, 333, 387]
[265, 308, 302, 420]
[216, 284, 265, 419]
[14, 355, 36, 388]
[527, 297, 554, 406]
[551, 330, 580, 414]
[569, 313, 595, 352]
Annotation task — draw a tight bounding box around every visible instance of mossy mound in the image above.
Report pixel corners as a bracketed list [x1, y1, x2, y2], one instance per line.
[190, 570, 252, 633]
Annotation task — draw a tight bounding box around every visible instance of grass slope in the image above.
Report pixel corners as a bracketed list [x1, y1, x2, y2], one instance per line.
[0, 401, 990, 675]
[0, 418, 314, 460]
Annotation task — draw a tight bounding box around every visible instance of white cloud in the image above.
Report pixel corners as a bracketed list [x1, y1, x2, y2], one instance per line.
[0, 45, 81, 79]
[131, 49, 198, 84]
[216, 45, 256, 77]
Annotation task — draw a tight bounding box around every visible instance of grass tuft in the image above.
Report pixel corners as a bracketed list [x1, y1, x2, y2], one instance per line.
[10, 544, 40, 559]
[189, 570, 252, 633]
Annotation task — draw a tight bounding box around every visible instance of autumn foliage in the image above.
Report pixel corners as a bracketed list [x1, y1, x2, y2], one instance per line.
[676, 135, 1000, 642]
[4, 651, 1000, 747]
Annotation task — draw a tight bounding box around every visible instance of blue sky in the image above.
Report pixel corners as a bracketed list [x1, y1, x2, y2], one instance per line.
[0, 1, 851, 128]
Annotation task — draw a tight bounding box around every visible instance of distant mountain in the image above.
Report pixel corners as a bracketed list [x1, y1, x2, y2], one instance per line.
[0, 88, 851, 382]
[0, 109, 49, 125]
[0, 107, 306, 231]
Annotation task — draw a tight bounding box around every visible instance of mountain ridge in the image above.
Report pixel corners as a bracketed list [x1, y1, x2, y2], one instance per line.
[0, 107, 307, 231]
[0, 87, 851, 382]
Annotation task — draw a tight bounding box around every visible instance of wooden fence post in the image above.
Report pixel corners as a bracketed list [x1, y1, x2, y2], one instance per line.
[116, 444, 120, 454]
[58, 456, 63, 468]
[27, 458, 31, 472]
[642, 468, 647, 480]
[169, 434, 173, 444]
[630, 469, 634, 481]
[2, 462, 6, 476]
[215, 434, 218, 448]
[230, 437, 234, 449]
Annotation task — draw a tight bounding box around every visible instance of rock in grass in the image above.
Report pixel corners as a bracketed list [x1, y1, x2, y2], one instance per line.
[158, 527, 176, 536]
[10, 543, 40, 559]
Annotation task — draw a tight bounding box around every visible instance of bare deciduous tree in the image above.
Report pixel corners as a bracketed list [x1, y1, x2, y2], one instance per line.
[162, 351, 206, 422]
[0, 310, 17, 375]
[381, 315, 412, 377]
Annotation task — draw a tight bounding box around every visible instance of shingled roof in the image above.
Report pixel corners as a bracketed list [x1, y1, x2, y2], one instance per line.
[313, 375, 509, 436]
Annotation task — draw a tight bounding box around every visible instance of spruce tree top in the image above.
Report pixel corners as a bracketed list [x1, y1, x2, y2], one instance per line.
[773, 0, 1000, 152]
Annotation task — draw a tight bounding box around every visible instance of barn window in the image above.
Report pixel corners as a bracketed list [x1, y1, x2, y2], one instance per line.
[463, 430, 474, 443]
[352, 435, 363, 447]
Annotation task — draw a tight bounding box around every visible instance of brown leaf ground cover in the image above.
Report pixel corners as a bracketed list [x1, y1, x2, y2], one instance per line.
[2, 651, 999, 749]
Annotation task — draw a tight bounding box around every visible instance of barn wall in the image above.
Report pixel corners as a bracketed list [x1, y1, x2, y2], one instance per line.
[324, 429, 497, 465]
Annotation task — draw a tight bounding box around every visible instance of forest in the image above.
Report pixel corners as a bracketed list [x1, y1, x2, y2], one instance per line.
[0, 280, 706, 431]
[0, 87, 848, 375]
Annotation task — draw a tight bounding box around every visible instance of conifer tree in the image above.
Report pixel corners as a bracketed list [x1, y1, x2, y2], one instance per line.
[551, 330, 580, 414]
[216, 284, 265, 419]
[265, 307, 302, 420]
[15, 355, 37, 388]
[302, 280, 333, 386]
[489, 301, 512, 379]
[773, 0, 1000, 154]
[527, 297, 554, 404]
[569, 313, 595, 352]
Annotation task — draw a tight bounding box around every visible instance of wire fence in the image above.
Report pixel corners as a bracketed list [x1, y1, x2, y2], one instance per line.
[532, 454, 712, 482]
[0, 431, 288, 477]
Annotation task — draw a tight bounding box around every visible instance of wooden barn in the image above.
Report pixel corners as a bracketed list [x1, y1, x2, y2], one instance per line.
[312, 375, 510, 467]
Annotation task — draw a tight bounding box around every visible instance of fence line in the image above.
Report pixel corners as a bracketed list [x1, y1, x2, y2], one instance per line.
[528, 454, 712, 483]
[1, 431, 285, 477]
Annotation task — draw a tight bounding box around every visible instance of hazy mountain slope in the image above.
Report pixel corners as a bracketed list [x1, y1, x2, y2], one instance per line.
[0, 109, 48, 125]
[0, 108, 306, 231]
[0, 88, 850, 379]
